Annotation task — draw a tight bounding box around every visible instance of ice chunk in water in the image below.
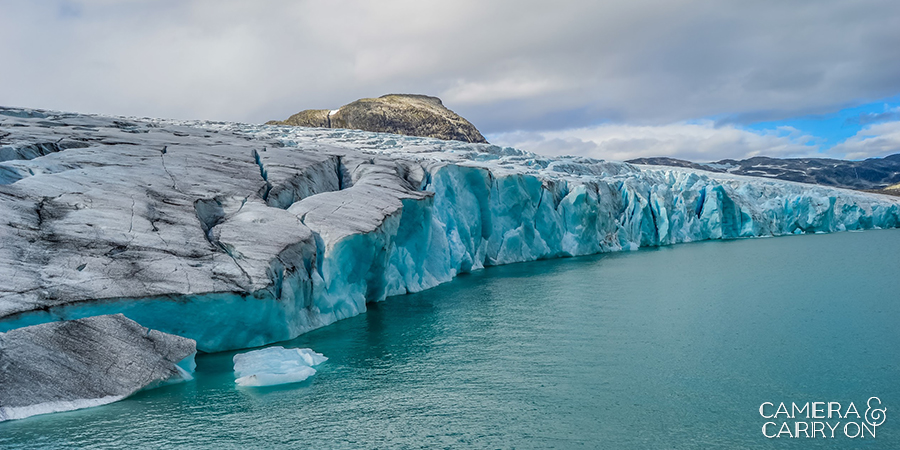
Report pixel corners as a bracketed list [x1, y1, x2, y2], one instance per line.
[233, 346, 327, 387]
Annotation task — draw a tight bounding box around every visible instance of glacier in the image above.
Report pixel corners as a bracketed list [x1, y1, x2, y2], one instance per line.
[233, 346, 327, 387]
[1, 106, 899, 354]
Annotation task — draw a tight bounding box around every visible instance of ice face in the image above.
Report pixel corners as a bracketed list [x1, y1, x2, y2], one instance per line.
[233, 346, 327, 387]
[0, 314, 196, 422]
[1, 108, 899, 353]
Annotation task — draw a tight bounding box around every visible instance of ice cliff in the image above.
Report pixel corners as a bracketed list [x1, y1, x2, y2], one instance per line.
[0, 314, 196, 422]
[1, 107, 899, 353]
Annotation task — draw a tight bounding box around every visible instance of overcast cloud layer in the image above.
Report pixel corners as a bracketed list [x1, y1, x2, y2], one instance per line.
[488, 122, 820, 161]
[2, 0, 899, 161]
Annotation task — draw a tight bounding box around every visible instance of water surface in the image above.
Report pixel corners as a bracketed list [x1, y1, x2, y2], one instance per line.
[3, 230, 899, 448]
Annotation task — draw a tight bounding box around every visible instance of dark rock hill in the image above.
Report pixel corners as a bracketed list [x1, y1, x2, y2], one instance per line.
[267, 94, 488, 144]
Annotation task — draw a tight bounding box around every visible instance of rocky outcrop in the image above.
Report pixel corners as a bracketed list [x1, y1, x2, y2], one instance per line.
[275, 109, 331, 128]
[0, 314, 196, 422]
[267, 94, 488, 144]
[874, 182, 900, 197]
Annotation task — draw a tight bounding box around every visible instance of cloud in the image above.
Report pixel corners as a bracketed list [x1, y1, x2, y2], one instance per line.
[488, 121, 821, 162]
[829, 121, 900, 160]
[846, 106, 900, 126]
[0, 0, 899, 135]
[442, 77, 567, 105]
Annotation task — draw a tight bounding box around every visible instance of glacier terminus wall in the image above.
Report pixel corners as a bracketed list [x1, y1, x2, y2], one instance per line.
[1, 107, 899, 352]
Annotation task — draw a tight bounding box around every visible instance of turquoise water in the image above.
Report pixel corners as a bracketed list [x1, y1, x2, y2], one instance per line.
[2, 230, 900, 449]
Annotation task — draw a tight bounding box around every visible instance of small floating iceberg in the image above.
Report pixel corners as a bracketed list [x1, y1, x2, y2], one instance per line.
[233, 346, 328, 387]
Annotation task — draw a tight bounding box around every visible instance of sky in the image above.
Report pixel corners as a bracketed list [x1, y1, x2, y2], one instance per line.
[1, 0, 899, 162]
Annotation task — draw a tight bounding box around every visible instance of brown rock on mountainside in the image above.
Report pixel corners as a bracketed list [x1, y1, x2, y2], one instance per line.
[878, 182, 900, 197]
[267, 94, 488, 144]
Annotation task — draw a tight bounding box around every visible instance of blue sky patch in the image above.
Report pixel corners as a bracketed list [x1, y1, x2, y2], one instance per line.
[745, 95, 900, 150]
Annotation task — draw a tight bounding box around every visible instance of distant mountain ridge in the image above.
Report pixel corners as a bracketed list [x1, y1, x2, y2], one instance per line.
[267, 94, 488, 144]
[628, 154, 900, 191]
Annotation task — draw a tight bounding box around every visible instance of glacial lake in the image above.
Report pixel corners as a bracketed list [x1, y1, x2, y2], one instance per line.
[2, 229, 899, 449]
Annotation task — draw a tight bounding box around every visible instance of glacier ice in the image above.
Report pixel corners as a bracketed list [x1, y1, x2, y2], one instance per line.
[0, 107, 899, 353]
[233, 346, 327, 387]
[0, 314, 196, 422]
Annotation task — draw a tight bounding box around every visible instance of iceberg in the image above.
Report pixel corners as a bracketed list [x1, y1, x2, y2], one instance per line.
[0, 314, 196, 422]
[1, 107, 899, 354]
[233, 346, 327, 387]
